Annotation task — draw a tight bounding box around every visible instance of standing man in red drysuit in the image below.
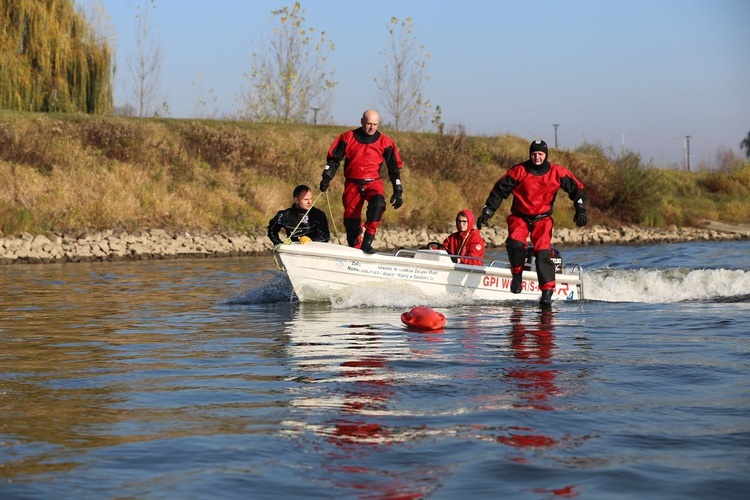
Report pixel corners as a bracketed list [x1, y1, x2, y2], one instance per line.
[319, 109, 403, 254]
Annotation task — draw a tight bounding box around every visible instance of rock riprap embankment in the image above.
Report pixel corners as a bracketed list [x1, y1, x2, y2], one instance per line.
[1, 223, 748, 265]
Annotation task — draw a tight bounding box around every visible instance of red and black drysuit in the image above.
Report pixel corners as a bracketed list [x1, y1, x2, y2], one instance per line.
[267, 205, 330, 245]
[322, 127, 403, 248]
[442, 209, 486, 265]
[481, 159, 585, 291]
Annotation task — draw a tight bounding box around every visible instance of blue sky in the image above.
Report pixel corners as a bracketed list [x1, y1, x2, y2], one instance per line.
[78, 0, 749, 168]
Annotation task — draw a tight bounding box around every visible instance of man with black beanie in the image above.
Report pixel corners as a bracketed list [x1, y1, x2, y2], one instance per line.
[476, 140, 587, 307]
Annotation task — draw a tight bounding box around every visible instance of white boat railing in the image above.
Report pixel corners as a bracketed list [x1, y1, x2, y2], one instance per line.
[394, 248, 490, 266]
[393, 247, 583, 279]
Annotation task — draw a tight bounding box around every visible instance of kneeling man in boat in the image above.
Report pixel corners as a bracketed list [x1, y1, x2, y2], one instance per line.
[267, 185, 330, 245]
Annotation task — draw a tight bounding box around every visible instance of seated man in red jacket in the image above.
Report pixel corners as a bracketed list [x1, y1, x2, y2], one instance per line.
[442, 209, 486, 265]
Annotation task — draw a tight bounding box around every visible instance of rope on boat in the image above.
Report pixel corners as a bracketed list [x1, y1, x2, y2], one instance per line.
[322, 191, 344, 245]
[274, 189, 343, 272]
[274, 192, 325, 271]
[271, 244, 285, 271]
[282, 191, 344, 246]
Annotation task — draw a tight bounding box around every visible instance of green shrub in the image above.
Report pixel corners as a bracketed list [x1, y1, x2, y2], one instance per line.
[697, 171, 745, 195]
[728, 163, 750, 191]
[0, 207, 36, 235]
[600, 151, 659, 224]
[721, 200, 750, 222]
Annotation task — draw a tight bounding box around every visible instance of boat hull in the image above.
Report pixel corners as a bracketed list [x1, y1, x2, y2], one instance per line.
[273, 242, 583, 303]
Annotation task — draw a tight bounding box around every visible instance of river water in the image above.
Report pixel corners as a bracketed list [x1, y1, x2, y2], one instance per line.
[1, 240, 749, 499]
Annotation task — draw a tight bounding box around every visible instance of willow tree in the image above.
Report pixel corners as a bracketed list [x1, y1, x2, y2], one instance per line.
[374, 17, 431, 132]
[240, 2, 336, 124]
[0, 0, 113, 114]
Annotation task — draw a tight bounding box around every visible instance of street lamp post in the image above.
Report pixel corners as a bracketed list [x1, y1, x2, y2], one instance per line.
[619, 132, 633, 154]
[685, 135, 692, 172]
[552, 124, 559, 149]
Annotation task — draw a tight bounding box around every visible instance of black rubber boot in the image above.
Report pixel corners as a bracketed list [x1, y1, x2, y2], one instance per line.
[539, 289, 553, 308]
[535, 249, 556, 287]
[510, 273, 523, 294]
[361, 233, 376, 254]
[344, 218, 362, 248]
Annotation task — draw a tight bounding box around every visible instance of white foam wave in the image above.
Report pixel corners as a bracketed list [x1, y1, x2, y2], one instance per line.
[583, 268, 750, 303]
[220, 270, 296, 304]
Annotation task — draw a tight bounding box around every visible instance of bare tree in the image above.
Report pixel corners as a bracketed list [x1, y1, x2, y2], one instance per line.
[240, 2, 336, 124]
[126, 1, 164, 117]
[374, 17, 431, 132]
[192, 71, 218, 119]
[712, 145, 742, 172]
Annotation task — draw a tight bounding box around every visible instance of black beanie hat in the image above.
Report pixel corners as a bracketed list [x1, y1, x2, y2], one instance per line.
[530, 140, 548, 155]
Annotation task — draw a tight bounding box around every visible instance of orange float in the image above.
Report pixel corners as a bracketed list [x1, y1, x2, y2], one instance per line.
[400, 306, 446, 331]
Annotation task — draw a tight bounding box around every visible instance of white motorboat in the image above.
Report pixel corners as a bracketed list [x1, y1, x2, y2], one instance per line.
[273, 241, 584, 304]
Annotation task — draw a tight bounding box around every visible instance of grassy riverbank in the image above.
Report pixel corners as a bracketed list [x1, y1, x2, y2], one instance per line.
[1, 112, 749, 238]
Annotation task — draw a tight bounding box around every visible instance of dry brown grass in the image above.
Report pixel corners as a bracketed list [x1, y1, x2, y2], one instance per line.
[0, 112, 748, 237]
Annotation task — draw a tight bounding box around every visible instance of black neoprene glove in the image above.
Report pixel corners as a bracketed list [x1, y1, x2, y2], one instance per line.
[320, 174, 332, 192]
[476, 208, 493, 229]
[573, 202, 587, 227]
[390, 185, 403, 209]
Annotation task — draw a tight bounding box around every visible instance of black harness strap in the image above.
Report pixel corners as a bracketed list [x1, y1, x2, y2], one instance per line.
[346, 178, 378, 197]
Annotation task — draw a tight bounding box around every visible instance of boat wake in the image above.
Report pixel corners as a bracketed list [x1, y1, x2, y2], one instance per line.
[584, 267, 750, 303]
[219, 270, 295, 305]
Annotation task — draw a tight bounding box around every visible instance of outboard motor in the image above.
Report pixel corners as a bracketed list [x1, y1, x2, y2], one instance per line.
[524, 246, 564, 274]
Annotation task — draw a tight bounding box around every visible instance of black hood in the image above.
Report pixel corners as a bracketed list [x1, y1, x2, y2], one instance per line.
[523, 158, 551, 175]
[353, 127, 380, 144]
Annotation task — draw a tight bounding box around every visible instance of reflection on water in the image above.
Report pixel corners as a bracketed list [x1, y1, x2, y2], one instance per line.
[507, 307, 559, 411]
[502, 309, 581, 497]
[280, 306, 437, 497]
[275, 304, 589, 498]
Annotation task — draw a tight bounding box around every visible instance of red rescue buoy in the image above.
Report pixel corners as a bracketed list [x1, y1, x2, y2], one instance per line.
[400, 306, 447, 331]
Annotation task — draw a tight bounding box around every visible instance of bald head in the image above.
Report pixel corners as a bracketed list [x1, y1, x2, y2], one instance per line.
[361, 110, 380, 136]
